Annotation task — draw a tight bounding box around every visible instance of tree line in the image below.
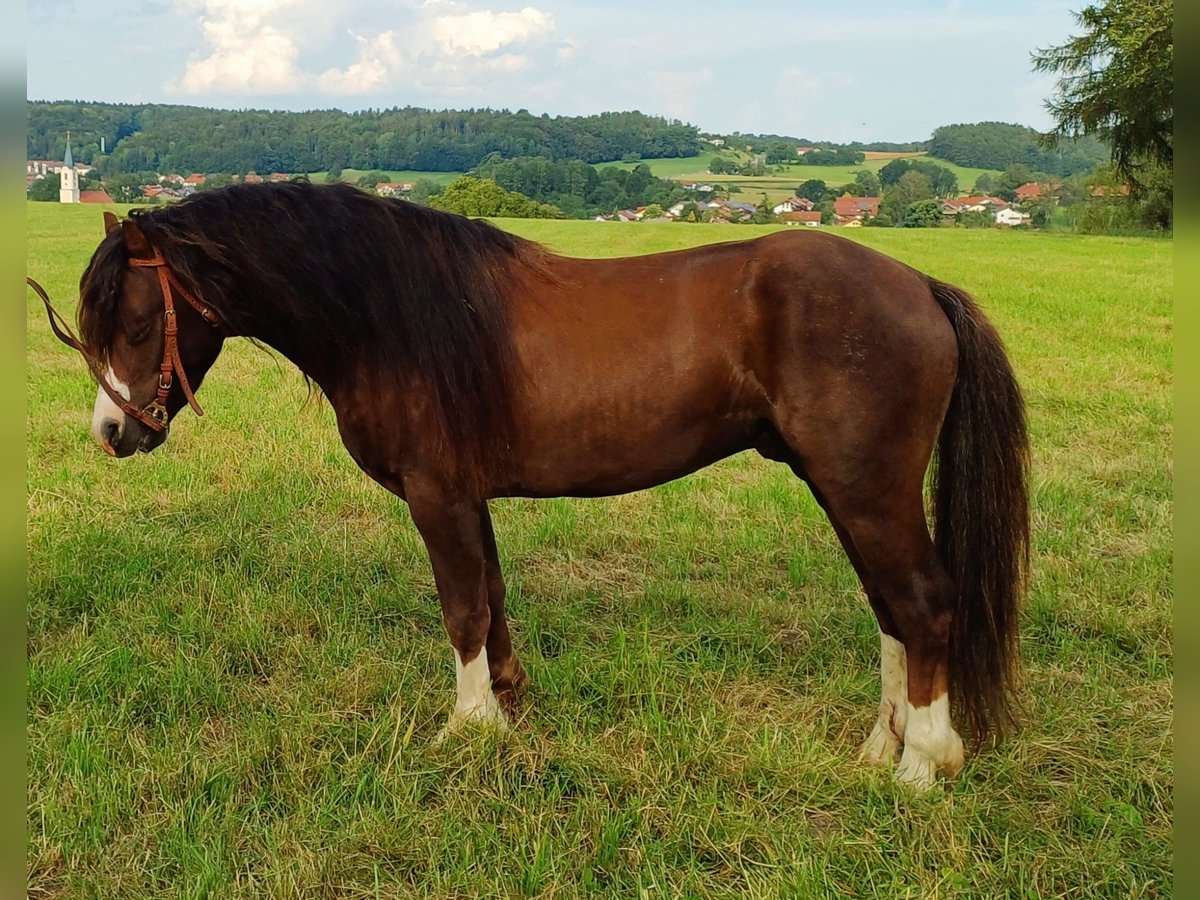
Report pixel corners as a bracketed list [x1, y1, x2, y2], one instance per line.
[27, 102, 701, 175]
[928, 122, 1107, 176]
[472, 154, 698, 218]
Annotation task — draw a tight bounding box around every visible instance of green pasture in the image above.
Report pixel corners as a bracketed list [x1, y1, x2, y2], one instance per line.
[27, 202, 1171, 896]
[310, 169, 464, 186]
[600, 152, 1002, 202]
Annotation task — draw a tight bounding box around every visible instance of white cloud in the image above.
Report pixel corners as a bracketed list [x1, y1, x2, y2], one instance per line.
[430, 6, 553, 56]
[647, 68, 713, 121]
[167, 1, 556, 96]
[556, 37, 581, 61]
[172, 0, 307, 94]
[317, 31, 403, 94]
[775, 66, 853, 100]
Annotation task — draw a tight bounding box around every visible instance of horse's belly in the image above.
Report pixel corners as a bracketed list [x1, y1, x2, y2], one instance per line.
[499, 415, 756, 498]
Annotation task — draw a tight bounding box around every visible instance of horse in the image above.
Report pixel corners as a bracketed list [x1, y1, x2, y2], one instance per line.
[39, 180, 1028, 791]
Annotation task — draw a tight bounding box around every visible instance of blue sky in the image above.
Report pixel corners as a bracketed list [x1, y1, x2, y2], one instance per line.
[27, 0, 1080, 142]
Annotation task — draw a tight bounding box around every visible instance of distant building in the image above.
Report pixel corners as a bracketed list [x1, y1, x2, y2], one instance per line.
[80, 190, 115, 204]
[1014, 182, 1042, 202]
[833, 195, 880, 225]
[780, 210, 823, 226]
[59, 132, 79, 204]
[994, 208, 1031, 227]
[773, 197, 814, 215]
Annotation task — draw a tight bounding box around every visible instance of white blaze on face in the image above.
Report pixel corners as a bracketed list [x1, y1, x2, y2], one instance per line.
[91, 365, 131, 449]
[439, 647, 506, 739]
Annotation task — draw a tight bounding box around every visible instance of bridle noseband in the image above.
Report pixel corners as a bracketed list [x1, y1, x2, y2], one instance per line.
[28, 247, 223, 433]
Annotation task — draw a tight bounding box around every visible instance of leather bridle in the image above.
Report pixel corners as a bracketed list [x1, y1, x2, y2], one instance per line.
[28, 249, 223, 433]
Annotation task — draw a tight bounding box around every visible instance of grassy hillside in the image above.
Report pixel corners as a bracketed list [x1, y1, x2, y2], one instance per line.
[600, 153, 1002, 204]
[27, 202, 1171, 897]
[308, 169, 464, 187]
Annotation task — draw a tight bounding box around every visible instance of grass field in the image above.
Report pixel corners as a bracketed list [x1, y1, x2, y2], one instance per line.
[599, 152, 1002, 205]
[309, 169, 465, 186]
[27, 202, 1172, 896]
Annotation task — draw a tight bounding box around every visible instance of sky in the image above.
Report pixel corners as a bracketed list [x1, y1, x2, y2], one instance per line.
[27, 0, 1081, 143]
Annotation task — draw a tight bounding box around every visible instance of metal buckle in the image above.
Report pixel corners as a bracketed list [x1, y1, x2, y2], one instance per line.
[158, 372, 173, 390]
[144, 402, 169, 428]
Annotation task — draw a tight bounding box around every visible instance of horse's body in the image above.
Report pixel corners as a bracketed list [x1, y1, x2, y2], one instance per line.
[65, 182, 1028, 791]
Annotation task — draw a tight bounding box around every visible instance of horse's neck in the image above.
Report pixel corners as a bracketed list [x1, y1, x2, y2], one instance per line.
[235, 307, 345, 400]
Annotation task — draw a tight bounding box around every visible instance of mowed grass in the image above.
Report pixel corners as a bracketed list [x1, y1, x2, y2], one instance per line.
[27, 202, 1172, 896]
[600, 152, 1002, 204]
[310, 169, 465, 186]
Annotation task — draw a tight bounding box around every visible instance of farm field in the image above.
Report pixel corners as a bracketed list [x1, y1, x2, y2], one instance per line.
[27, 202, 1172, 896]
[599, 152, 1003, 204]
[308, 168, 464, 186]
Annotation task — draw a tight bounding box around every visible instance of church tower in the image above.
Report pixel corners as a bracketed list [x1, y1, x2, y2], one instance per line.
[59, 131, 79, 204]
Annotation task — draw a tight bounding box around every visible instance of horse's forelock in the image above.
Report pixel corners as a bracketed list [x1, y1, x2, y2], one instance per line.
[77, 231, 129, 357]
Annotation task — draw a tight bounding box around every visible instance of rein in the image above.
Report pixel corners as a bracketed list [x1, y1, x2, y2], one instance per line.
[28, 250, 223, 433]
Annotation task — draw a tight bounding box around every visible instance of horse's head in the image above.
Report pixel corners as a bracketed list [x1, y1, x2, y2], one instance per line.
[80, 213, 226, 457]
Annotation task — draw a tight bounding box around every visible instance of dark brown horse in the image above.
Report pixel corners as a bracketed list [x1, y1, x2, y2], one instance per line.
[50, 181, 1028, 791]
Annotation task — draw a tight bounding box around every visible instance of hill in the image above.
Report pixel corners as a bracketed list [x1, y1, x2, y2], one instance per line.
[26, 101, 701, 175]
[929, 122, 1107, 176]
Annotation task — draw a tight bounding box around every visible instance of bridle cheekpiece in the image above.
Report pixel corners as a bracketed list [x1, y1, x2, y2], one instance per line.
[28, 243, 223, 433]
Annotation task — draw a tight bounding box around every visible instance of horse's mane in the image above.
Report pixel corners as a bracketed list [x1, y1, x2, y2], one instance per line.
[78, 180, 555, 481]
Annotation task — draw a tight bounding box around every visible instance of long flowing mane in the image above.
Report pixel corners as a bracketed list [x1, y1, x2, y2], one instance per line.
[79, 181, 554, 479]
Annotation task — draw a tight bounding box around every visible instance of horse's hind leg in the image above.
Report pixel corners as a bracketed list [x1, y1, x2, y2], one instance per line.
[826, 492, 965, 789]
[818, 507, 908, 766]
[797, 456, 963, 788]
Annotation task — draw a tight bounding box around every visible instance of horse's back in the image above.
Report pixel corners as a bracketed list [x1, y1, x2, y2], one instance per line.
[499, 230, 956, 498]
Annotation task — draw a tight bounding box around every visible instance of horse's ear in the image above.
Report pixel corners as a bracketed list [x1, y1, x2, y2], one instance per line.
[122, 219, 153, 258]
[103, 211, 119, 234]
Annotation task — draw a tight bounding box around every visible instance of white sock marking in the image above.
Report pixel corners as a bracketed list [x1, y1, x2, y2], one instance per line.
[860, 632, 908, 765]
[896, 693, 965, 790]
[438, 646, 506, 740]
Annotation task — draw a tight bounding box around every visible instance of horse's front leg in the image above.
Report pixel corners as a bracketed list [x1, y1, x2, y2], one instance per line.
[480, 505, 527, 715]
[406, 482, 507, 736]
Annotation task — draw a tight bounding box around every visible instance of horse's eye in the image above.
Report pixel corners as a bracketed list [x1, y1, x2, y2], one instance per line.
[127, 318, 156, 345]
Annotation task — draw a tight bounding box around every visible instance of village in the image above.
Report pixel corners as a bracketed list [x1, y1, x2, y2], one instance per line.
[31, 133, 1055, 229]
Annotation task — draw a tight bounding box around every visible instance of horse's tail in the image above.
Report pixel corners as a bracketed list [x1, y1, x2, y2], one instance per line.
[927, 277, 1029, 743]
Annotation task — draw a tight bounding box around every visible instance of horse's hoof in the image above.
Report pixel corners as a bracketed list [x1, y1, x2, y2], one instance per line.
[895, 740, 965, 791]
[859, 720, 902, 766]
[435, 692, 509, 743]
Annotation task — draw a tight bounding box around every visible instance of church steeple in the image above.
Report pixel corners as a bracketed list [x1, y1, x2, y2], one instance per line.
[59, 131, 79, 204]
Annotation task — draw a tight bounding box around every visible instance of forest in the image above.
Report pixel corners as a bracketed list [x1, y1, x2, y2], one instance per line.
[927, 122, 1107, 176]
[473, 155, 697, 218]
[26, 102, 702, 174]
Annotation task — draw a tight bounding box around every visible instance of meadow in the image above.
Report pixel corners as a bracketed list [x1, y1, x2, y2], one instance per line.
[598, 152, 1002, 205]
[312, 152, 1000, 208]
[27, 202, 1171, 897]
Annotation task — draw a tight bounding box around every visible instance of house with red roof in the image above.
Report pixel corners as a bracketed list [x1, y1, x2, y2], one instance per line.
[773, 196, 815, 215]
[80, 190, 114, 204]
[833, 196, 881, 225]
[1014, 182, 1042, 202]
